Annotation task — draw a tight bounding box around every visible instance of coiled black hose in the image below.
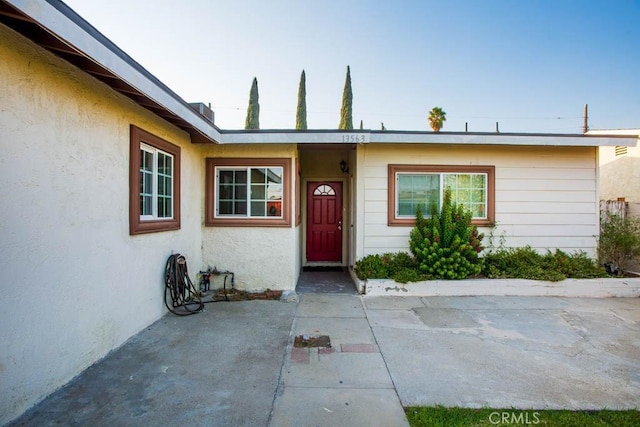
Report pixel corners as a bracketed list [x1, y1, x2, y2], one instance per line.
[164, 254, 204, 316]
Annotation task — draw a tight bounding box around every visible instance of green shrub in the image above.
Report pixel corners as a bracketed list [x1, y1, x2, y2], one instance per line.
[598, 213, 640, 273]
[354, 254, 388, 280]
[354, 252, 424, 282]
[392, 267, 428, 284]
[409, 189, 484, 280]
[483, 247, 607, 281]
[551, 249, 608, 279]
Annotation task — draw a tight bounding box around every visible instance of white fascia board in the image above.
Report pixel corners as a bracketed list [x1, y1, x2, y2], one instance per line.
[7, 0, 221, 143]
[218, 130, 637, 147]
[369, 132, 637, 147]
[219, 131, 370, 144]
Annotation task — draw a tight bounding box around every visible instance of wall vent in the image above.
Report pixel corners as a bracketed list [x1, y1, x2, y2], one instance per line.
[614, 145, 628, 156]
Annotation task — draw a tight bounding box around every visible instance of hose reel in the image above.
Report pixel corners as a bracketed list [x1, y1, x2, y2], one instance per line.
[164, 254, 204, 316]
[164, 254, 234, 316]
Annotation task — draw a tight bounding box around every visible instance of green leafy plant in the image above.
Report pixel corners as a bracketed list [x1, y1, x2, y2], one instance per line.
[354, 252, 425, 283]
[483, 247, 607, 281]
[598, 212, 640, 273]
[354, 254, 388, 280]
[409, 189, 484, 279]
[551, 249, 608, 279]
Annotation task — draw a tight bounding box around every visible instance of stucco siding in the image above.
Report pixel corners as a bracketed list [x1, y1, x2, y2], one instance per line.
[357, 144, 599, 259]
[592, 130, 640, 203]
[599, 146, 640, 203]
[0, 24, 203, 424]
[200, 144, 299, 291]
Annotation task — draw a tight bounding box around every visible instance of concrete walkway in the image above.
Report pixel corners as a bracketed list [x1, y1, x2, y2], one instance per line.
[269, 294, 408, 426]
[8, 294, 640, 426]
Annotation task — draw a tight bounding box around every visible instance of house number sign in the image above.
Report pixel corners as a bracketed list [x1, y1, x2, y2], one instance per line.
[340, 134, 369, 143]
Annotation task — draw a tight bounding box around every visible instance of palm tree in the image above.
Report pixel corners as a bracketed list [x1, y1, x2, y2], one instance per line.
[428, 107, 446, 132]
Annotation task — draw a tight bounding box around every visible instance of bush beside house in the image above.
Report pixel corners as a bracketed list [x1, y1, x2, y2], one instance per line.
[354, 193, 621, 283]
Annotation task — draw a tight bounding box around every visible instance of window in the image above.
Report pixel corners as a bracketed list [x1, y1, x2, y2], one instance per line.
[388, 165, 494, 227]
[205, 158, 291, 227]
[129, 125, 180, 234]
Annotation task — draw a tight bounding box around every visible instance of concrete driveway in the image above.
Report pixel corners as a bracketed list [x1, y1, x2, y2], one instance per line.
[8, 294, 640, 426]
[365, 295, 640, 410]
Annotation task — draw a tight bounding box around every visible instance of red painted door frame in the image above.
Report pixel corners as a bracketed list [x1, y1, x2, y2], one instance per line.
[306, 181, 342, 262]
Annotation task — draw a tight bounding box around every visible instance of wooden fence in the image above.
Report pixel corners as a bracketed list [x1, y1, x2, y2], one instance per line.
[600, 199, 628, 219]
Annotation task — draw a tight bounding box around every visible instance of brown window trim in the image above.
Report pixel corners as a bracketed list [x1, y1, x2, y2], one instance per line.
[129, 125, 181, 235]
[388, 164, 495, 227]
[205, 158, 292, 227]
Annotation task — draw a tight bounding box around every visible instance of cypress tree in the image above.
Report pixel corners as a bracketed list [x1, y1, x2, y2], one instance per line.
[296, 70, 307, 130]
[338, 66, 353, 130]
[245, 77, 260, 130]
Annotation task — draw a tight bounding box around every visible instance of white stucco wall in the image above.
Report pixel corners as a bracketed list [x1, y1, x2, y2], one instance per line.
[200, 144, 299, 291]
[591, 130, 640, 203]
[0, 24, 203, 424]
[356, 143, 600, 260]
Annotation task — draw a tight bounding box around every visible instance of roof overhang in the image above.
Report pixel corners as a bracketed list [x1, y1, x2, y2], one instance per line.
[1, 0, 637, 149]
[219, 129, 638, 147]
[0, 0, 221, 143]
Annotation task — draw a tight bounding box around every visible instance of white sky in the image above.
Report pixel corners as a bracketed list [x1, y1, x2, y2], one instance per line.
[64, 0, 640, 133]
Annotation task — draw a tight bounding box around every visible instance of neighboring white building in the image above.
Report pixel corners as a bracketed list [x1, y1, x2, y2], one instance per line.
[589, 129, 640, 216]
[0, 0, 637, 424]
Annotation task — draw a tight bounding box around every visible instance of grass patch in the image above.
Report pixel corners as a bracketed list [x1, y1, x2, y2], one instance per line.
[405, 406, 640, 426]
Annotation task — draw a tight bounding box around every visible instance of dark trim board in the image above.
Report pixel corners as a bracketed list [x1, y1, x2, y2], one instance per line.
[302, 266, 345, 272]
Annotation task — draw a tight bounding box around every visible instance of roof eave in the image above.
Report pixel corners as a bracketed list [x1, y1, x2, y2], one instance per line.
[0, 0, 221, 143]
[218, 129, 638, 147]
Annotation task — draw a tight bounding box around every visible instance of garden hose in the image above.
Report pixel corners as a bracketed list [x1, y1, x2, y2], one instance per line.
[164, 254, 204, 316]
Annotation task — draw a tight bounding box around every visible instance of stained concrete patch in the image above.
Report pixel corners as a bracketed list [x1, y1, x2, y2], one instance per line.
[296, 294, 365, 318]
[341, 343, 377, 353]
[413, 307, 479, 328]
[366, 309, 427, 329]
[422, 295, 570, 310]
[293, 317, 375, 348]
[269, 387, 409, 427]
[294, 334, 331, 348]
[476, 310, 580, 345]
[291, 347, 310, 364]
[363, 296, 426, 310]
[283, 351, 393, 389]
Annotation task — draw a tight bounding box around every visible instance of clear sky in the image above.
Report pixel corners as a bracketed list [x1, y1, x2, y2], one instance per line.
[63, 0, 639, 133]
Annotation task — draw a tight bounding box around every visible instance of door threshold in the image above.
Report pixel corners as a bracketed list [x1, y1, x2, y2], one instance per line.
[302, 266, 346, 272]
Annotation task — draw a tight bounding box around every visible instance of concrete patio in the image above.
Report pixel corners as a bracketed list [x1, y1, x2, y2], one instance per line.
[8, 292, 640, 426]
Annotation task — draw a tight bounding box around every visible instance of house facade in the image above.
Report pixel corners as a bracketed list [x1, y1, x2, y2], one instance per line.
[590, 129, 640, 216]
[0, 0, 637, 424]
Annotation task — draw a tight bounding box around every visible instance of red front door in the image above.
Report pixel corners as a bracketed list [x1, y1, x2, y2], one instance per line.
[307, 182, 342, 262]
